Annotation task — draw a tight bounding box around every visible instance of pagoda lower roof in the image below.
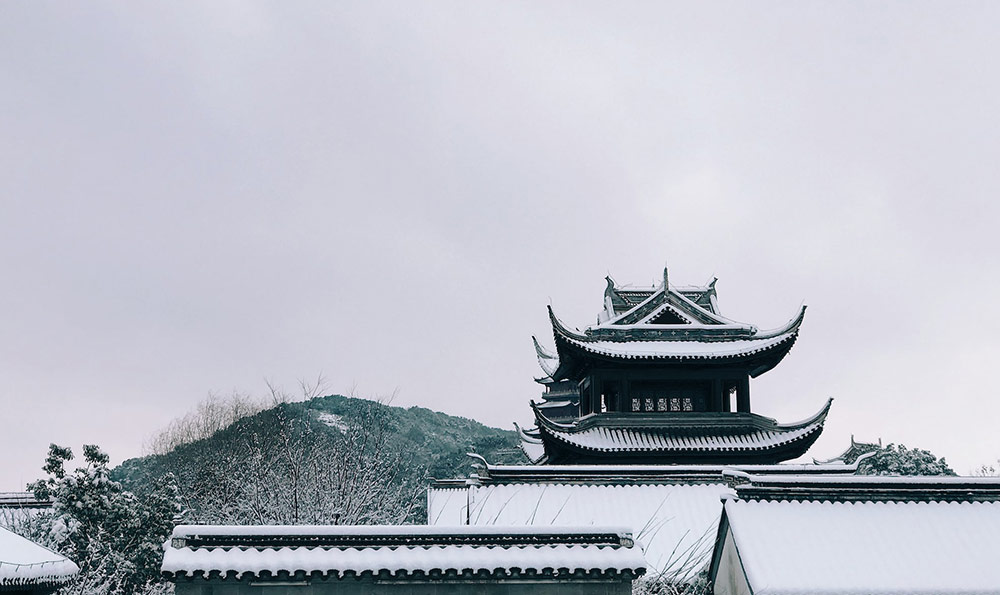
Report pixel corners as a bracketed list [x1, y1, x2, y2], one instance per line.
[526, 399, 832, 465]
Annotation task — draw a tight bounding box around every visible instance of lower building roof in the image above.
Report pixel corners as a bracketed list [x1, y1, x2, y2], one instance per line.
[713, 498, 1000, 595]
[724, 471, 1000, 502]
[162, 525, 646, 582]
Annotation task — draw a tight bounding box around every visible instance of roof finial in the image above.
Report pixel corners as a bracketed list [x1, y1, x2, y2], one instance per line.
[663, 265, 669, 292]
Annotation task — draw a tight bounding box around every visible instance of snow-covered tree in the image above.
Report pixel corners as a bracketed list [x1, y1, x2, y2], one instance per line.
[856, 443, 956, 476]
[26, 444, 180, 594]
[973, 460, 1000, 476]
[177, 400, 424, 525]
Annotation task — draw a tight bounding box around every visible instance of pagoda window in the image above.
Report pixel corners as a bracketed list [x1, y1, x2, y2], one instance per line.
[630, 381, 708, 413]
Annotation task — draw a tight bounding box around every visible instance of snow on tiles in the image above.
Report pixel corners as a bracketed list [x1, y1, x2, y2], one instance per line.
[0, 526, 79, 592]
[712, 499, 1000, 595]
[162, 525, 646, 594]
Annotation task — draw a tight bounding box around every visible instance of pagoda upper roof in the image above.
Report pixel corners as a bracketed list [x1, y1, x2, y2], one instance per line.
[536, 269, 805, 382]
[524, 399, 832, 465]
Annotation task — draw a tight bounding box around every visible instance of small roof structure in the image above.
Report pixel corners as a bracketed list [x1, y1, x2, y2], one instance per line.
[162, 525, 646, 583]
[0, 526, 78, 592]
[709, 475, 1000, 595]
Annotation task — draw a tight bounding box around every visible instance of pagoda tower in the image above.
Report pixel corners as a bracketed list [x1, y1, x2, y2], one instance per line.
[520, 268, 831, 465]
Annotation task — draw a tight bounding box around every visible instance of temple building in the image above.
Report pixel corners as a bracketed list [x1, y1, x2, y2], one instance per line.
[428, 269, 860, 582]
[523, 268, 831, 465]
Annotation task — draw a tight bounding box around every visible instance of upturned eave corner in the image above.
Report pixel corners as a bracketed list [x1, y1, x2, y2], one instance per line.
[779, 397, 833, 431]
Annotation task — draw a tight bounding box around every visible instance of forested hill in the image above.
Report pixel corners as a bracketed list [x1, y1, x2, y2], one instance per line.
[113, 395, 523, 524]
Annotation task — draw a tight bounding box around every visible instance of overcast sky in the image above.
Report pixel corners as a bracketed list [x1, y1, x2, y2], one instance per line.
[3, 2, 1000, 488]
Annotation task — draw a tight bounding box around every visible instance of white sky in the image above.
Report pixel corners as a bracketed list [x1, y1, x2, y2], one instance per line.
[3, 2, 1000, 489]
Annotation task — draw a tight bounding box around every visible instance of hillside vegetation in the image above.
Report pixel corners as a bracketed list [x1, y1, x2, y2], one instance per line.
[114, 395, 523, 524]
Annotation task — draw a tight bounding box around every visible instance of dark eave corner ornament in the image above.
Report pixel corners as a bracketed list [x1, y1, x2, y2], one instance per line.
[521, 266, 830, 465]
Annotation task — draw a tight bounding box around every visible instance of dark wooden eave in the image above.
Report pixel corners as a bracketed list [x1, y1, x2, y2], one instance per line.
[529, 399, 832, 465]
[546, 305, 804, 381]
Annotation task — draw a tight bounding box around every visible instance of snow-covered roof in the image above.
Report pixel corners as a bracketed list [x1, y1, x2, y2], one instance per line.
[515, 423, 547, 464]
[713, 499, 1000, 595]
[528, 399, 831, 464]
[428, 482, 731, 583]
[542, 306, 804, 385]
[538, 415, 823, 453]
[560, 332, 797, 360]
[537, 270, 806, 382]
[0, 526, 79, 589]
[724, 471, 1000, 502]
[162, 525, 646, 581]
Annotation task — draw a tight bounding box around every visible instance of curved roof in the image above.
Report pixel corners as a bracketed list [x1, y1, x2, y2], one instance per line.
[529, 399, 832, 464]
[546, 307, 803, 381]
[536, 270, 806, 381]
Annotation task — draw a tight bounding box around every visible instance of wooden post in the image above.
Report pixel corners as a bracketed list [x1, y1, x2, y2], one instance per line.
[711, 379, 723, 412]
[736, 377, 751, 413]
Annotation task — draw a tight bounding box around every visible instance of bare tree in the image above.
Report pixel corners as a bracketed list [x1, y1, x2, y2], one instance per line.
[143, 390, 269, 456]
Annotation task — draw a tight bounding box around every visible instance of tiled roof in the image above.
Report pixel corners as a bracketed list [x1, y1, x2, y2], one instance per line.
[541, 418, 823, 454]
[0, 526, 79, 589]
[536, 270, 805, 381]
[560, 332, 798, 361]
[542, 302, 805, 382]
[162, 525, 646, 581]
[532, 400, 831, 457]
[725, 471, 1000, 502]
[716, 499, 1000, 595]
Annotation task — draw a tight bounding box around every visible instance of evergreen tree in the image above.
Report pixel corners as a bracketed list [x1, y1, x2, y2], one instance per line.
[857, 443, 956, 476]
[27, 444, 180, 594]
